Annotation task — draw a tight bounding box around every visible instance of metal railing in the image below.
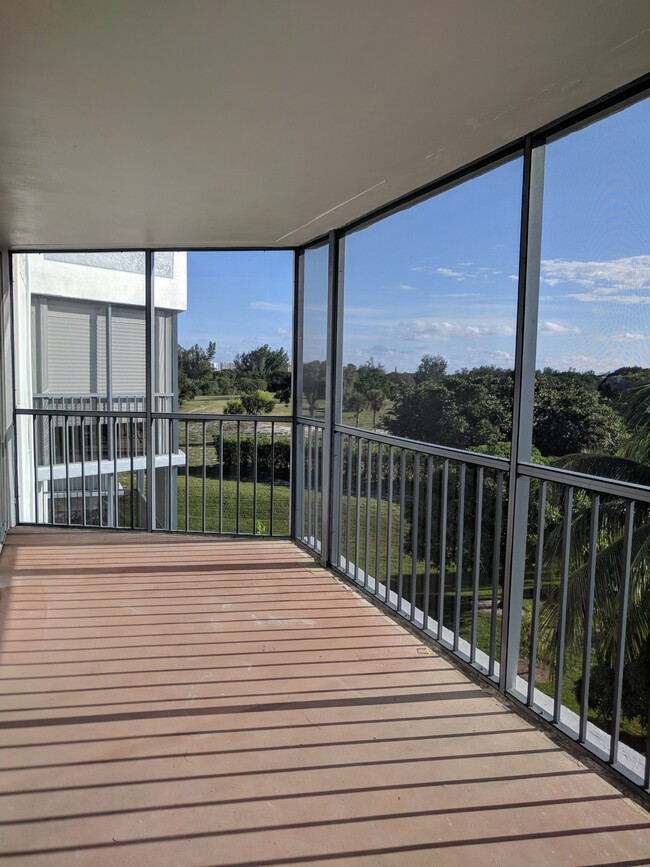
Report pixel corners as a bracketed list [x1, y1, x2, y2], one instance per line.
[295, 419, 324, 554]
[14, 400, 650, 791]
[333, 425, 509, 676]
[326, 423, 650, 793]
[16, 408, 292, 537]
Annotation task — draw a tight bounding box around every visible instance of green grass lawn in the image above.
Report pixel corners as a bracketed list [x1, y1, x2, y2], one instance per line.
[181, 394, 292, 415]
[176, 474, 290, 535]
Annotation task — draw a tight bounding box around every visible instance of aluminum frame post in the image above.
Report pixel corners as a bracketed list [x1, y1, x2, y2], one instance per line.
[145, 250, 156, 532]
[500, 137, 545, 692]
[321, 230, 343, 567]
[290, 250, 304, 541]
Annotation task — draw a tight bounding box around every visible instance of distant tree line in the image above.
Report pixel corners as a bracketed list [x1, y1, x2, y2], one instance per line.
[178, 342, 290, 414]
[179, 340, 649, 456]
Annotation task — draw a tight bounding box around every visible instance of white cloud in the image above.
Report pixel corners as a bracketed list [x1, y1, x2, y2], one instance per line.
[567, 292, 650, 305]
[275, 327, 289, 338]
[435, 267, 474, 281]
[397, 283, 418, 291]
[435, 292, 481, 298]
[249, 301, 292, 313]
[611, 332, 648, 341]
[385, 319, 514, 341]
[539, 320, 581, 335]
[541, 254, 650, 304]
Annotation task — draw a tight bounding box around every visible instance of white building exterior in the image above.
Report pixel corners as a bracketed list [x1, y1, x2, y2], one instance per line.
[13, 252, 187, 527]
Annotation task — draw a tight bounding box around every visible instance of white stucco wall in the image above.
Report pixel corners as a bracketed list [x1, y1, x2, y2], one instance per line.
[21, 252, 187, 312]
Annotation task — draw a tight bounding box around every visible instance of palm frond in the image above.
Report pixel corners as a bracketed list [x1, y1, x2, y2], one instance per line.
[552, 453, 650, 488]
[539, 522, 650, 667]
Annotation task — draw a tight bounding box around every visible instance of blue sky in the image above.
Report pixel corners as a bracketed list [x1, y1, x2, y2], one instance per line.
[178, 251, 294, 364]
[179, 95, 649, 374]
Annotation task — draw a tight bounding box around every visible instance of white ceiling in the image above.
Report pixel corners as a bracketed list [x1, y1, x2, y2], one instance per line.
[1, 0, 649, 250]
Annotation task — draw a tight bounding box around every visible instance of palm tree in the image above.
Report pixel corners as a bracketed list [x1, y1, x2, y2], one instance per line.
[538, 383, 650, 724]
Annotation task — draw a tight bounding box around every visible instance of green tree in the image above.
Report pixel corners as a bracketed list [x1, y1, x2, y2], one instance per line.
[414, 353, 447, 384]
[234, 344, 289, 388]
[356, 358, 391, 428]
[386, 373, 512, 450]
[302, 360, 326, 416]
[533, 374, 626, 457]
[178, 342, 217, 403]
[224, 399, 244, 414]
[344, 389, 369, 426]
[240, 390, 276, 414]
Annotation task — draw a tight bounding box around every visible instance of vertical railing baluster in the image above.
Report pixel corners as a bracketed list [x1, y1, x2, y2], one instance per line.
[32, 415, 39, 525]
[453, 463, 466, 652]
[386, 446, 394, 604]
[314, 426, 320, 548]
[270, 422, 275, 537]
[528, 480, 547, 706]
[168, 418, 173, 531]
[253, 421, 258, 535]
[437, 459, 449, 641]
[579, 494, 600, 743]
[81, 416, 87, 528]
[130, 417, 135, 530]
[64, 416, 71, 526]
[113, 417, 119, 528]
[554, 486, 574, 724]
[645, 698, 650, 791]
[489, 470, 504, 678]
[397, 448, 406, 614]
[48, 415, 55, 525]
[422, 456, 433, 632]
[202, 420, 207, 534]
[364, 438, 372, 589]
[219, 420, 224, 534]
[470, 467, 484, 663]
[97, 417, 103, 529]
[610, 500, 635, 765]
[307, 426, 313, 545]
[374, 443, 383, 598]
[346, 434, 352, 573]
[236, 420, 241, 535]
[185, 421, 189, 532]
[354, 436, 362, 581]
[410, 453, 420, 622]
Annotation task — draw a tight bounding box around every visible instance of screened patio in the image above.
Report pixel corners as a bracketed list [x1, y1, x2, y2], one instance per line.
[1, 1, 650, 864]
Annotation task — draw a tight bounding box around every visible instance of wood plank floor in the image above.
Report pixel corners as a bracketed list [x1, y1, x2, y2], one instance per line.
[0, 527, 648, 866]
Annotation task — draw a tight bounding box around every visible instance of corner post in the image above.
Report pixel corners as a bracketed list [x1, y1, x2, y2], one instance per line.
[145, 250, 156, 532]
[500, 137, 545, 692]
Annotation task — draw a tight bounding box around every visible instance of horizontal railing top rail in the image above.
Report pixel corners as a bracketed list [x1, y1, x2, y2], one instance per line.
[18, 409, 295, 424]
[155, 413, 294, 423]
[335, 423, 510, 471]
[518, 461, 650, 503]
[18, 407, 148, 420]
[296, 417, 326, 428]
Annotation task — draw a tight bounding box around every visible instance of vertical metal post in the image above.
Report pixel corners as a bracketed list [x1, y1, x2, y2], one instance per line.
[410, 453, 420, 622]
[422, 456, 433, 631]
[290, 250, 303, 541]
[610, 500, 635, 765]
[527, 480, 547, 705]
[386, 446, 394, 603]
[321, 229, 342, 566]
[453, 462, 466, 652]
[579, 493, 600, 743]
[554, 485, 574, 723]
[437, 459, 449, 640]
[500, 137, 545, 692]
[145, 250, 155, 532]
